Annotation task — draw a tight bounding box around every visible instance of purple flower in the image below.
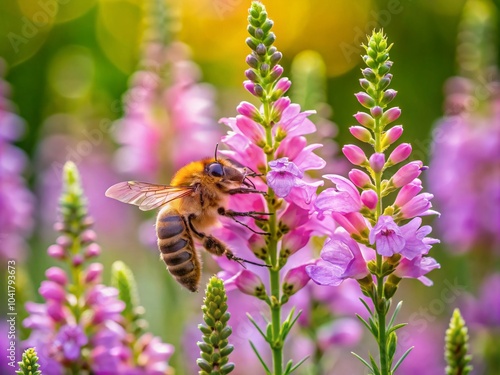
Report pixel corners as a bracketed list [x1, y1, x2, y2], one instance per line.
[315, 175, 362, 217]
[394, 255, 441, 286]
[55, 324, 88, 361]
[369, 216, 405, 257]
[307, 232, 369, 286]
[429, 76, 500, 253]
[0, 59, 34, 261]
[282, 264, 311, 296]
[267, 157, 304, 197]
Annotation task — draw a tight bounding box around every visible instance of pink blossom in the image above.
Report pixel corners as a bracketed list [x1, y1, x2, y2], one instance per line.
[283, 264, 311, 296]
[307, 233, 369, 287]
[394, 255, 440, 286]
[315, 175, 362, 217]
[55, 324, 88, 361]
[369, 216, 405, 257]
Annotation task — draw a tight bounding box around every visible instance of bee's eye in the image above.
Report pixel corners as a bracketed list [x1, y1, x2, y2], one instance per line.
[208, 163, 224, 177]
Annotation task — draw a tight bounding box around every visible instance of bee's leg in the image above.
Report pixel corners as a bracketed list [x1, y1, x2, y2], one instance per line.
[227, 187, 267, 195]
[217, 208, 271, 236]
[187, 214, 270, 268]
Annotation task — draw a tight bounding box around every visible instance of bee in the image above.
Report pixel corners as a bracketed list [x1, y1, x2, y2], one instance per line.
[105, 148, 269, 292]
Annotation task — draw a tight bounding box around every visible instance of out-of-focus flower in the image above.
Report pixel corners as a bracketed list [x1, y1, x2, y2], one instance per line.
[23, 162, 174, 374]
[0, 58, 34, 260]
[114, 41, 219, 181]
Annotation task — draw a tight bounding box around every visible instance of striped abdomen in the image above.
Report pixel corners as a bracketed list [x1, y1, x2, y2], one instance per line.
[156, 210, 200, 292]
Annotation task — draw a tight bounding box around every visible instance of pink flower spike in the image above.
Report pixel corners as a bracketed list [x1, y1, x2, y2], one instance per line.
[354, 92, 375, 108]
[283, 264, 311, 296]
[394, 179, 423, 207]
[369, 153, 385, 173]
[361, 190, 378, 210]
[275, 77, 291, 94]
[236, 115, 266, 144]
[348, 169, 372, 188]
[381, 107, 401, 126]
[237, 101, 261, 120]
[234, 270, 266, 297]
[392, 161, 424, 188]
[342, 145, 368, 166]
[383, 125, 403, 146]
[243, 80, 256, 95]
[45, 267, 68, 286]
[353, 112, 375, 129]
[369, 215, 405, 256]
[388, 143, 412, 165]
[349, 126, 372, 142]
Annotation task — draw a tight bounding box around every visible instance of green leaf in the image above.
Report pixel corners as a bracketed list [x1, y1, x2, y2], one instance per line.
[249, 340, 271, 374]
[247, 313, 270, 342]
[387, 322, 407, 334]
[351, 352, 374, 373]
[387, 300, 403, 329]
[392, 346, 414, 373]
[356, 313, 377, 336]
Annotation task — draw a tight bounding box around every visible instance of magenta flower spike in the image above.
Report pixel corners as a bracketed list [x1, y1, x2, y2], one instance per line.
[214, 3, 329, 373]
[306, 30, 440, 375]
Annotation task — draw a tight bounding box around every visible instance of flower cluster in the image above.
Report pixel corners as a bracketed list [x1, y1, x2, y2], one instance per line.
[214, 2, 327, 373]
[304, 31, 440, 374]
[428, 0, 500, 254]
[23, 162, 173, 374]
[0, 58, 35, 261]
[113, 34, 218, 180]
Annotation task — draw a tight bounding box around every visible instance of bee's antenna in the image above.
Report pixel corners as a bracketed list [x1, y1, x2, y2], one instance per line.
[214, 143, 219, 162]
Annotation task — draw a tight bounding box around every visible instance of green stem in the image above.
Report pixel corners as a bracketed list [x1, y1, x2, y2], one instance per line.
[264, 100, 282, 375]
[374, 107, 389, 375]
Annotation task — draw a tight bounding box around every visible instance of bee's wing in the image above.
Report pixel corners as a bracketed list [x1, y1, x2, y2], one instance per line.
[105, 181, 195, 211]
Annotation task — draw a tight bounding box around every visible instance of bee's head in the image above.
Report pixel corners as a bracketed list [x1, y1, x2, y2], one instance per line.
[204, 159, 246, 191]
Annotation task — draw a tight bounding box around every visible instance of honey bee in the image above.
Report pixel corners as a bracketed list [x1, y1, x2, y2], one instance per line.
[105, 149, 269, 292]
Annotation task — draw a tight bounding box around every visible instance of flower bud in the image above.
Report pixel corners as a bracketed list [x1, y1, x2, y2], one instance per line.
[237, 101, 261, 120]
[392, 161, 424, 188]
[56, 235, 72, 248]
[280, 228, 312, 260]
[260, 63, 270, 76]
[45, 267, 68, 286]
[85, 243, 101, 258]
[348, 169, 372, 188]
[370, 106, 383, 118]
[81, 229, 97, 244]
[47, 244, 65, 259]
[243, 80, 256, 95]
[379, 74, 393, 90]
[256, 43, 267, 55]
[246, 54, 259, 68]
[271, 97, 291, 118]
[381, 89, 397, 105]
[342, 145, 368, 166]
[53, 222, 65, 232]
[349, 126, 372, 142]
[270, 52, 282, 66]
[361, 190, 378, 210]
[394, 179, 422, 207]
[85, 263, 103, 283]
[361, 68, 376, 82]
[354, 92, 375, 108]
[382, 125, 403, 146]
[245, 69, 258, 82]
[359, 78, 370, 90]
[246, 37, 257, 50]
[381, 107, 401, 126]
[254, 84, 264, 97]
[72, 254, 84, 267]
[369, 153, 385, 173]
[353, 112, 375, 129]
[269, 64, 283, 80]
[388, 143, 412, 165]
[235, 270, 266, 299]
[39, 281, 66, 302]
[282, 264, 310, 297]
[274, 77, 291, 95]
